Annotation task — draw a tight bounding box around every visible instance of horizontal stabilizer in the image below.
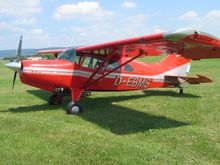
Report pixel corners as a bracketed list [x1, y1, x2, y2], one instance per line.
[165, 74, 213, 85]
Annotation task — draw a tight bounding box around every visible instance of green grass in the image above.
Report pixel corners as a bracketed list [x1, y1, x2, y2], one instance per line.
[0, 59, 220, 164]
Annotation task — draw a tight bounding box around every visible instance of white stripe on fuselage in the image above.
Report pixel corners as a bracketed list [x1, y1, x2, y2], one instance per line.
[22, 62, 190, 82]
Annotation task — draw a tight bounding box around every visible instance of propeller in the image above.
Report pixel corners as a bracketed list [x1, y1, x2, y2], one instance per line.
[5, 35, 23, 90]
[16, 35, 22, 62]
[12, 72, 17, 90]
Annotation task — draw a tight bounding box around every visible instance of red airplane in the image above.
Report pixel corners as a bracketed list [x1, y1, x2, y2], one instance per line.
[5, 29, 220, 114]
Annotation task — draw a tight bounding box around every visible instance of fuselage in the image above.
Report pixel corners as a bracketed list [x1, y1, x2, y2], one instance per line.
[19, 54, 190, 92]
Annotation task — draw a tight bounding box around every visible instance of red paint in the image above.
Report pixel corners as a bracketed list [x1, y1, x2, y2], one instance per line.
[18, 29, 220, 105]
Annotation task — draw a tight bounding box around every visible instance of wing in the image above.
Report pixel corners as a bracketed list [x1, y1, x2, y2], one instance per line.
[38, 48, 67, 58]
[76, 29, 220, 60]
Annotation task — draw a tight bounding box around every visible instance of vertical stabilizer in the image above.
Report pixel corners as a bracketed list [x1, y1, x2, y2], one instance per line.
[157, 55, 191, 77]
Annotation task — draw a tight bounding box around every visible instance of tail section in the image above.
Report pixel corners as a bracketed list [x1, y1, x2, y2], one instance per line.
[158, 55, 212, 85]
[152, 54, 191, 77]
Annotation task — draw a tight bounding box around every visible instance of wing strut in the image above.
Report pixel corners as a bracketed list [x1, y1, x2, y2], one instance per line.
[84, 49, 145, 88]
[82, 50, 116, 88]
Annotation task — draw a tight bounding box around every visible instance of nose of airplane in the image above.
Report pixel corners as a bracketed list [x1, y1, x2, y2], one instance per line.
[5, 61, 22, 72]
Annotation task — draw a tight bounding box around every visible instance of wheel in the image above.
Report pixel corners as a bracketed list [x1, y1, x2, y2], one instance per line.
[67, 102, 83, 114]
[48, 94, 62, 105]
[179, 88, 184, 94]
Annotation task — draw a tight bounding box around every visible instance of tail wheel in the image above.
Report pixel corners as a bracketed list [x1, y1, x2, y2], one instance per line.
[67, 102, 83, 114]
[49, 94, 62, 105]
[82, 91, 92, 96]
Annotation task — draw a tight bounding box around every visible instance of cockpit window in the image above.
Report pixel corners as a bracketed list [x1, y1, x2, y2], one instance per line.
[124, 64, 134, 72]
[57, 48, 79, 63]
[81, 56, 103, 70]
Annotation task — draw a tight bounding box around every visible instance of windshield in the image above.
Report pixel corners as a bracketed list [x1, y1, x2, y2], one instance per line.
[57, 48, 78, 63]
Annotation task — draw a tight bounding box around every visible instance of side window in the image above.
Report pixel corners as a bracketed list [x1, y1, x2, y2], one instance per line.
[124, 64, 134, 72]
[81, 56, 103, 70]
[107, 61, 120, 72]
[82, 56, 91, 68]
[75, 53, 80, 64]
[94, 59, 102, 69]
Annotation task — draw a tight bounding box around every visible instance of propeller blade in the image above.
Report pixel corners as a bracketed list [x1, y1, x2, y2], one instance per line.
[5, 35, 23, 91]
[12, 71, 17, 91]
[16, 35, 22, 62]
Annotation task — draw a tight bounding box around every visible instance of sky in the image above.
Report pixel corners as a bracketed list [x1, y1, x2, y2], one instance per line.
[0, 0, 220, 50]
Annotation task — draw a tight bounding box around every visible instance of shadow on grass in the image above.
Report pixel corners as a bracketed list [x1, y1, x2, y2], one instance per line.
[1, 90, 62, 113]
[4, 89, 192, 135]
[5, 104, 62, 113]
[143, 89, 201, 98]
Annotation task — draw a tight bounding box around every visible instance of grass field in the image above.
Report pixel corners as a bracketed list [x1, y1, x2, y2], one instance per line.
[0, 59, 220, 164]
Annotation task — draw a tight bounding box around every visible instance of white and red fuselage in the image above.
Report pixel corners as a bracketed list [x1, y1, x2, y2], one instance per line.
[20, 55, 190, 95]
[5, 29, 220, 114]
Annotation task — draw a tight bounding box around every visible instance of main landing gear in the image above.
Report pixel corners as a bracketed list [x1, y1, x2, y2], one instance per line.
[48, 94, 62, 105]
[48, 88, 84, 115]
[67, 102, 83, 114]
[178, 86, 184, 94]
[48, 88, 70, 105]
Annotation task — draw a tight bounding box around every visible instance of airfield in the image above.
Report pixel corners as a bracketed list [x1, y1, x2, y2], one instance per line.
[0, 58, 220, 164]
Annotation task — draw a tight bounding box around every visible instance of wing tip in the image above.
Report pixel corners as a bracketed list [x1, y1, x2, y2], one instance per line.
[163, 28, 220, 42]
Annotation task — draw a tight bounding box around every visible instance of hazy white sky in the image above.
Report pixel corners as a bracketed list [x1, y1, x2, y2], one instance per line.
[0, 0, 220, 49]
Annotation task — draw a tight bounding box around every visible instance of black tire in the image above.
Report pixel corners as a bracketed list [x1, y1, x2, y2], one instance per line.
[67, 102, 83, 114]
[48, 94, 62, 105]
[179, 88, 184, 94]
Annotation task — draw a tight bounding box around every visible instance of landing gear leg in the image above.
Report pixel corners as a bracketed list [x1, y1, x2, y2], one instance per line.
[67, 88, 83, 115]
